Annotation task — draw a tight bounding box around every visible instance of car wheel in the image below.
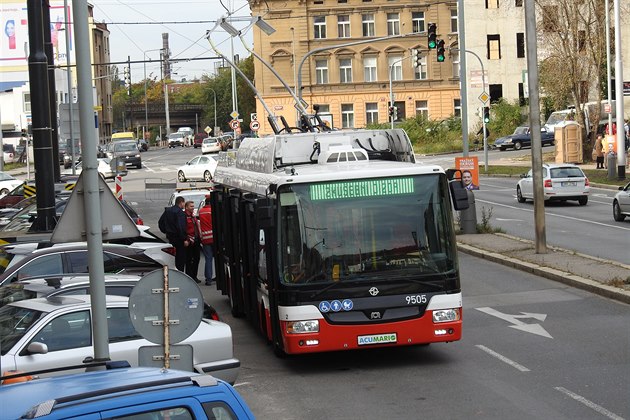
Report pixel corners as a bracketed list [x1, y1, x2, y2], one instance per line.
[203, 170, 211, 183]
[516, 186, 526, 203]
[514, 141, 523, 150]
[0, 188, 8, 196]
[613, 200, 625, 221]
[578, 196, 588, 206]
[177, 171, 186, 182]
[136, 163, 142, 169]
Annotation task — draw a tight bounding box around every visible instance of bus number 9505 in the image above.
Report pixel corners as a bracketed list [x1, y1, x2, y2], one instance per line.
[405, 294, 427, 305]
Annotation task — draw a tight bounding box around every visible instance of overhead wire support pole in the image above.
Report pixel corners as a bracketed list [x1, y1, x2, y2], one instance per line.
[457, 0, 470, 157]
[389, 55, 412, 129]
[613, 0, 626, 179]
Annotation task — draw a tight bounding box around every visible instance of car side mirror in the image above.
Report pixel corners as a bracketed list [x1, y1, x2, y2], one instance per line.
[27, 342, 48, 355]
[520, 173, 527, 179]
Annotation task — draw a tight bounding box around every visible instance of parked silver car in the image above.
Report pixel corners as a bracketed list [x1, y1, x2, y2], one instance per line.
[0, 295, 240, 384]
[613, 181, 630, 221]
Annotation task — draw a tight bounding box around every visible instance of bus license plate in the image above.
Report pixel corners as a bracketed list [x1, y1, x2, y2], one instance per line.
[357, 333, 397, 346]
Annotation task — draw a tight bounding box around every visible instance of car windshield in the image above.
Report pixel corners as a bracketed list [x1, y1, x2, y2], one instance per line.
[115, 143, 137, 152]
[278, 174, 457, 285]
[0, 173, 16, 182]
[0, 304, 46, 355]
[546, 112, 569, 125]
[168, 134, 183, 139]
[514, 127, 529, 135]
[550, 167, 585, 178]
[0, 283, 38, 308]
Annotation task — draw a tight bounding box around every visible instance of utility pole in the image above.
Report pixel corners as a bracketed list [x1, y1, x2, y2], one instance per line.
[458, 0, 470, 157]
[613, 0, 626, 179]
[42, 0, 61, 181]
[524, 0, 546, 253]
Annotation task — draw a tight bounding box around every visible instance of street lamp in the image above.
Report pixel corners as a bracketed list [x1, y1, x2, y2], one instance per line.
[208, 87, 217, 135]
[144, 48, 163, 140]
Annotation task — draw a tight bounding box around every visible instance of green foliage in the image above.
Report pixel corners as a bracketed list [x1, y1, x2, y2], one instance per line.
[486, 98, 524, 138]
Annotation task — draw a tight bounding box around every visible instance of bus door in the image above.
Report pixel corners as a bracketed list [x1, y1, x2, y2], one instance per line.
[239, 194, 259, 325]
[210, 188, 228, 294]
[227, 190, 245, 317]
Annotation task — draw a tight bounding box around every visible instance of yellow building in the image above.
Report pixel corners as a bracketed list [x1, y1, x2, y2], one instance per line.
[249, 0, 460, 134]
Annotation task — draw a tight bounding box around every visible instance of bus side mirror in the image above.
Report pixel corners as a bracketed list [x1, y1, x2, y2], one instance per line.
[446, 169, 469, 211]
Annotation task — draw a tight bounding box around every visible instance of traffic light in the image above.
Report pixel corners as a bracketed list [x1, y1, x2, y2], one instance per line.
[427, 23, 437, 49]
[483, 106, 490, 124]
[388, 106, 395, 118]
[436, 39, 446, 62]
[123, 66, 131, 96]
[411, 49, 422, 68]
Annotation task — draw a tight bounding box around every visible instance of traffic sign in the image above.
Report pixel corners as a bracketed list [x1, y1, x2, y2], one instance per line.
[230, 111, 239, 119]
[479, 92, 490, 104]
[230, 119, 240, 130]
[204, 125, 212, 134]
[605, 103, 611, 113]
[251, 113, 258, 121]
[250, 121, 260, 131]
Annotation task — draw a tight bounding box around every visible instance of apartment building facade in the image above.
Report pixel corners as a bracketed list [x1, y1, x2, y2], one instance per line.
[249, 0, 461, 134]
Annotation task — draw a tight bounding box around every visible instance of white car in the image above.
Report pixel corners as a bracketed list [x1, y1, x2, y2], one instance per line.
[61, 158, 127, 180]
[0, 295, 240, 384]
[613, 181, 630, 221]
[168, 133, 185, 148]
[516, 163, 590, 205]
[0, 172, 23, 196]
[201, 137, 222, 154]
[177, 155, 217, 183]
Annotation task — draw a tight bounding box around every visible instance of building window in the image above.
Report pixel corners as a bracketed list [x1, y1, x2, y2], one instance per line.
[487, 34, 501, 60]
[516, 33, 525, 58]
[341, 104, 354, 128]
[414, 55, 427, 80]
[452, 56, 460, 78]
[515, 0, 523, 6]
[387, 13, 400, 36]
[314, 16, 326, 39]
[450, 9, 458, 33]
[362, 14, 375, 37]
[363, 56, 377, 82]
[388, 56, 403, 81]
[338, 15, 350, 38]
[454, 99, 461, 117]
[486, 0, 499, 8]
[415, 100, 429, 119]
[339, 58, 352, 83]
[23, 93, 31, 112]
[365, 103, 378, 124]
[315, 59, 328, 84]
[412, 12, 425, 33]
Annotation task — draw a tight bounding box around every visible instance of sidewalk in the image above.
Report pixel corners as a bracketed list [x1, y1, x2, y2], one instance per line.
[457, 233, 630, 304]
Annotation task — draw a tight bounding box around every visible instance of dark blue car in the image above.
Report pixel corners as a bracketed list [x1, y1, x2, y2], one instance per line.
[493, 126, 555, 151]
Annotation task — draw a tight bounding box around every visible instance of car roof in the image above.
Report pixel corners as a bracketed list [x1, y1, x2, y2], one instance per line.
[5, 242, 149, 256]
[542, 163, 580, 168]
[7, 294, 128, 311]
[14, 274, 141, 291]
[0, 367, 228, 420]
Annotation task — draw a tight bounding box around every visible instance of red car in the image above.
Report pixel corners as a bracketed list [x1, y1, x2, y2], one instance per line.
[193, 133, 206, 148]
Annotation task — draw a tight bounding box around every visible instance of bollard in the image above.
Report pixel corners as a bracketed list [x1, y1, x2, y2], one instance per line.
[460, 190, 477, 234]
[607, 153, 617, 180]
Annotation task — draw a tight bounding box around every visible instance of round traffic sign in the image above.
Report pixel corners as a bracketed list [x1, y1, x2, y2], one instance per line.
[250, 120, 260, 131]
[128, 268, 203, 345]
[230, 119, 240, 130]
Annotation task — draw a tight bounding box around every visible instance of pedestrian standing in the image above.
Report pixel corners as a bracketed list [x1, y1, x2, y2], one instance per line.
[595, 134, 605, 169]
[158, 196, 187, 271]
[198, 196, 215, 285]
[184, 200, 201, 283]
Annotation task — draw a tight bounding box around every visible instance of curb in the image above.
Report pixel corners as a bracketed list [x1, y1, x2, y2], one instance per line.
[456, 242, 630, 305]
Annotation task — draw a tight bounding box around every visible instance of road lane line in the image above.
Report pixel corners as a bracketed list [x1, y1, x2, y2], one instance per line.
[554, 387, 625, 420]
[475, 198, 630, 232]
[475, 345, 530, 372]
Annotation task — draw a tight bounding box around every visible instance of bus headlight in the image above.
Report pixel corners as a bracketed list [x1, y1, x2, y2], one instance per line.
[432, 309, 460, 323]
[286, 320, 319, 334]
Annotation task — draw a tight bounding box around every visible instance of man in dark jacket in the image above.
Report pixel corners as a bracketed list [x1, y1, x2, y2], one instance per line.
[159, 196, 187, 271]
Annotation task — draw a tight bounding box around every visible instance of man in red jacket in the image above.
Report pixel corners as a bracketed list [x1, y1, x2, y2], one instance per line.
[198, 196, 215, 285]
[184, 201, 201, 283]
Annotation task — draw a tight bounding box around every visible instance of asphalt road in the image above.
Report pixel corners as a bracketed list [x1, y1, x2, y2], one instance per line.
[123, 146, 629, 419]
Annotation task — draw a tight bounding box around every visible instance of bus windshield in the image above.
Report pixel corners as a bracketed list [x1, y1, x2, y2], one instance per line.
[278, 175, 457, 285]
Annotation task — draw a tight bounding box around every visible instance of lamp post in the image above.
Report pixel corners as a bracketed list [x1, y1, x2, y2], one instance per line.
[144, 48, 163, 141]
[208, 87, 217, 134]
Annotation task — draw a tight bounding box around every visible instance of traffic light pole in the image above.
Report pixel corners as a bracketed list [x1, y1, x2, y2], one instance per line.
[389, 55, 411, 129]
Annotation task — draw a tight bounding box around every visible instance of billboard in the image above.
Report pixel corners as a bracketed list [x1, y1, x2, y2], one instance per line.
[0, 1, 73, 70]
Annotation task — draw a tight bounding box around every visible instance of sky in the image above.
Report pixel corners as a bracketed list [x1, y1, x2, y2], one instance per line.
[89, 0, 253, 83]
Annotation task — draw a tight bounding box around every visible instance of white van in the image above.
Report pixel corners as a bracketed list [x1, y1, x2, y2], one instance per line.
[177, 127, 194, 146]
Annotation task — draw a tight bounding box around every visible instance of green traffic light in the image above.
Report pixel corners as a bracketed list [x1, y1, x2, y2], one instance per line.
[437, 55, 445, 62]
[428, 40, 436, 49]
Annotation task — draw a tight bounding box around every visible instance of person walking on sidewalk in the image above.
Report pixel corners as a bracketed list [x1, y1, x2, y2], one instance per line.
[184, 200, 201, 283]
[595, 134, 605, 169]
[158, 196, 187, 271]
[198, 196, 215, 285]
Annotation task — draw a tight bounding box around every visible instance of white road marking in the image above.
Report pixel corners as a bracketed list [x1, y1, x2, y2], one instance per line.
[475, 198, 630, 231]
[475, 345, 530, 372]
[554, 387, 625, 420]
[476, 307, 552, 338]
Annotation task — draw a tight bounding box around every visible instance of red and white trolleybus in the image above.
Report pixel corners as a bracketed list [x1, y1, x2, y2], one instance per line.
[210, 128, 468, 356]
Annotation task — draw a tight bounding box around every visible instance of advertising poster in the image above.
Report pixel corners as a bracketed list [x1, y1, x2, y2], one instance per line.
[455, 156, 480, 190]
[1, 1, 72, 69]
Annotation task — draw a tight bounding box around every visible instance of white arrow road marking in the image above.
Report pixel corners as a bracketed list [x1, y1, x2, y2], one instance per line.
[476, 307, 553, 338]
